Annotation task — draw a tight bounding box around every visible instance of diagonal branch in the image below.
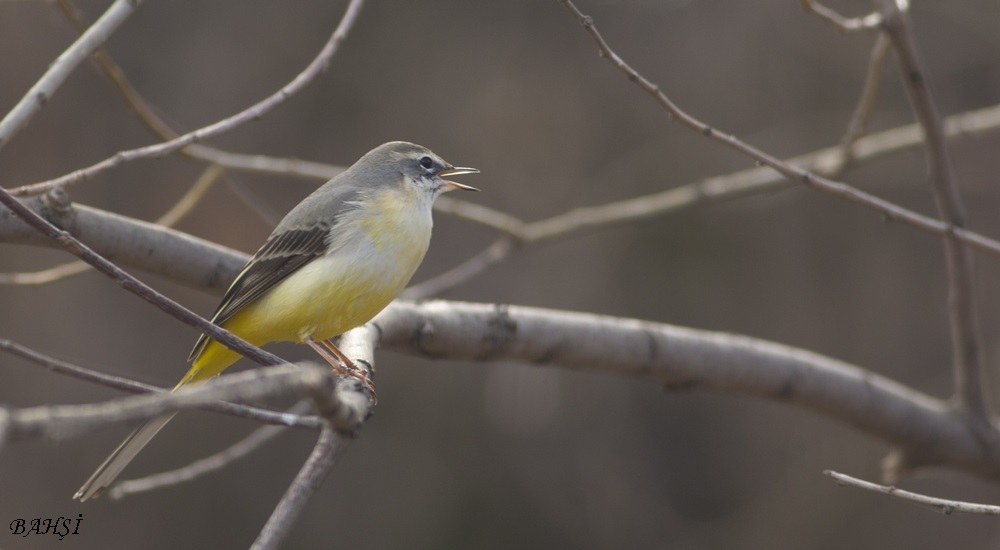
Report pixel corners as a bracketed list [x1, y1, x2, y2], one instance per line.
[1, 163, 223, 285]
[0, 186, 282, 367]
[0, 339, 321, 429]
[835, 33, 891, 173]
[4, 364, 336, 443]
[554, 0, 1000, 259]
[109, 401, 313, 500]
[250, 425, 349, 550]
[55, 0, 347, 183]
[10, 0, 365, 197]
[0, 0, 144, 150]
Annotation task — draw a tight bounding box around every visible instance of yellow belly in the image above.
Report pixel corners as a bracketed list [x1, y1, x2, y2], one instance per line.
[185, 190, 433, 383]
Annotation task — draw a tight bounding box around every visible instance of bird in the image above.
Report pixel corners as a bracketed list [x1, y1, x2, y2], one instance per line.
[74, 141, 479, 501]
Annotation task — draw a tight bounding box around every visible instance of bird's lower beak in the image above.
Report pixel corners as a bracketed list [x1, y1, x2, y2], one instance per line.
[440, 180, 480, 192]
[438, 166, 480, 192]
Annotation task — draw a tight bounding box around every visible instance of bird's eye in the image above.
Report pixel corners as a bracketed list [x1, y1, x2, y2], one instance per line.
[418, 156, 434, 170]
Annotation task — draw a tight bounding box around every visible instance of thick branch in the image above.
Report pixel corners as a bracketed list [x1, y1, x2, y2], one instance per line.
[0, 193, 248, 292]
[0, 187, 279, 367]
[374, 300, 1000, 477]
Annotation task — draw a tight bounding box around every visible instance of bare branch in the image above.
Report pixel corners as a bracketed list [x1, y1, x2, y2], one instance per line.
[251, 425, 350, 550]
[375, 300, 1000, 477]
[877, 0, 988, 418]
[4, 364, 335, 443]
[0, 260, 89, 284]
[55, 0, 347, 183]
[0, 186, 283, 367]
[0, 164, 223, 286]
[10, 0, 365, 197]
[555, 0, 1000, 258]
[109, 401, 313, 500]
[0, 0, 144, 150]
[800, 0, 882, 32]
[835, 33, 891, 172]
[6, 105, 1000, 298]
[0, 339, 321, 429]
[0, 194, 249, 292]
[825, 470, 1000, 515]
[250, 327, 375, 548]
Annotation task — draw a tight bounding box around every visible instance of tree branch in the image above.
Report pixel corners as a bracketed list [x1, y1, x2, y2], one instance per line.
[0, 339, 321, 429]
[835, 33, 891, 172]
[825, 470, 1000, 515]
[1, 163, 223, 285]
[55, 0, 347, 183]
[250, 327, 375, 549]
[108, 401, 313, 500]
[374, 300, 1000, 477]
[0, 186, 281, 367]
[554, 0, 1000, 258]
[3, 364, 335, 443]
[877, 0, 989, 419]
[800, 0, 882, 32]
[0, 0, 144, 150]
[10, 0, 365, 197]
[250, 425, 349, 550]
[6, 103, 1000, 295]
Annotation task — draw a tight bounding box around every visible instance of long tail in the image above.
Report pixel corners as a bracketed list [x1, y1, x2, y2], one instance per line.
[74, 338, 244, 501]
[73, 412, 177, 501]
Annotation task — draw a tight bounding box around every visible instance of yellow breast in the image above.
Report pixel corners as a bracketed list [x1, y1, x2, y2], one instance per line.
[228, 187, 434, 344]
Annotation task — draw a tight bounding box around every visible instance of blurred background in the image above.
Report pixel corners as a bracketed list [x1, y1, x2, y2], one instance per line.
[2, 0, 1000, 548]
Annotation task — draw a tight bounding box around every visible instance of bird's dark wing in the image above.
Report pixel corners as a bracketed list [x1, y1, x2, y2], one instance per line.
[188, 221, 332, 362]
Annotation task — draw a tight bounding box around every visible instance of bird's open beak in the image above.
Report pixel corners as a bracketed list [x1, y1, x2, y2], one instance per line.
[439, 166, 480, 192]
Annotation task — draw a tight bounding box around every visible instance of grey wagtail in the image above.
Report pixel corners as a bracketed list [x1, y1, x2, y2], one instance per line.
[74, 141, 478, 500]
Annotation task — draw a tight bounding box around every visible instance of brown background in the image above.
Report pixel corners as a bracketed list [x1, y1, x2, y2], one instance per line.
[2, 0, 1000, 548]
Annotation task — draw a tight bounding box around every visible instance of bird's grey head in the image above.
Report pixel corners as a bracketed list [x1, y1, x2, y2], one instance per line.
[354, 141, 479, 197]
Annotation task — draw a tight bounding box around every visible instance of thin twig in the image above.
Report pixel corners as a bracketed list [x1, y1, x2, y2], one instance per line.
[55, 0, 346, 183]
[5, 364, 335, 442]
[10, 0, 365, 197]
[0, 0, 144, 150]
[835, 33, 891, 172]
[0, 186, 284, 367]
[0, 260, 89, 284]
[825, 470, 1000, 515]
[877, 0, 988, 419]
[800, 0, 882, 32]
[555, 0, 1000, 259]
[0, 339, 321, 429]
[250, 425, 349, 550]
[109, 401, 313, 500]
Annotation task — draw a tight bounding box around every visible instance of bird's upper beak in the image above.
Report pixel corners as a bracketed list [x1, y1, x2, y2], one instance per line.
[438, 166, 480, 192]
